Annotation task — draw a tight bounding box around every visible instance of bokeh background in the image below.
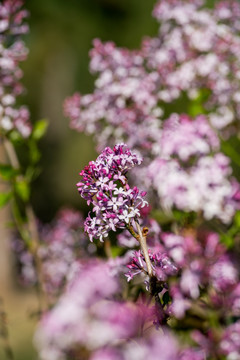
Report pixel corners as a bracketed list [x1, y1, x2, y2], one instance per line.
[1, 0, 216, 359]
[24, 0, 158, 223]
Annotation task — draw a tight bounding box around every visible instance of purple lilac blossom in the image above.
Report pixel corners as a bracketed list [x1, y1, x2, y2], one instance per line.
[220, 321, 240, 359]
[34, 260, 143, 360]
[126, 229, 240, 322]
[64, 40, 162, 154]
[35, 260, 206, 360]
[65, 0, 240, 157]
[154, 113, 219, 160]
[150, 0, 240, 131]
[77, 144, 148, 242]
[67, 41, 240, 222]
[64, 0, 240, 226]
[143, 114, 240, 222]
[209, 255, 239, 292]
[90, 332, 205, 360]
[126, 249, 178, 284]
[12, 208, 88, 302]
[0, 0, 31, 137]
[148, 153, 239, 223]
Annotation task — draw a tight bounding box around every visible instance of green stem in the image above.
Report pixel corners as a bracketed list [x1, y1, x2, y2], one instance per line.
[0, 298, 14, 360]
[3, 138, 48, 312]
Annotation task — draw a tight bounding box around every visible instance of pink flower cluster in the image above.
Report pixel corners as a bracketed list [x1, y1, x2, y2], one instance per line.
[154, 114, 219, 160]
[0, 0, 31, 137]
[148, 114, 239, 222]
[127, 228, 240, 324]
[64, 1, 240, 225]
[77, 144, 148, 242]
[12, 208, 88, 301]
[64, 0, 240, 156]
[63, 40, 162, 154]
[151, 0, 240, 131]
[35, 260, 142, 360]
[35, 259, 208, 360]
[126, 249, 178, 284]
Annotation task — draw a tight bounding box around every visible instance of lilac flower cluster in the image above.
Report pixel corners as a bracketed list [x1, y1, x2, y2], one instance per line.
[64, 4, 240, 224]
[64, 0, 240, 158]
[12, 208, 88, 302]
[77, 144, 148, 242]
[90, 332, 205, 360]
[149, 154, 239, 222]
[154, 114, 219, 160]
[148, 114, 240, 222]
[34, 260, 142, 360]
[151, 0, 240, 131]
[35, 258, 208, 360]
[220, 321, 240, 359]
[64, 40, 162, 154]
[127, 229, 240, 323]
[126, 249, 178, 284]
[0, 0, 31, 137]
[33, 220, 240, 360]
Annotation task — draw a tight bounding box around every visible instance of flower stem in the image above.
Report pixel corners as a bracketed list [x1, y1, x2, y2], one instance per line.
[134, 221, 153, 277]
[3, 138, 48, 312]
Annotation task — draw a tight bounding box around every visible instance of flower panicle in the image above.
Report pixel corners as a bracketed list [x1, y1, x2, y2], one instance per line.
[77, 144, 148, 242]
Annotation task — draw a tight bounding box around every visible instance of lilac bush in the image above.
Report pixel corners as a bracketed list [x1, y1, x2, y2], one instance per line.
[2, 1, 240, 360]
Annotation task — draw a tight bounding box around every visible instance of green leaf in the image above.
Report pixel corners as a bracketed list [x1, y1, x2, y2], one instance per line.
[221, 141, 240, 167]
[220, 234, 234, 249]
[25, 165, 41, 182]
[8, 130, 24, 144]
[111, 246, 123, 258]
[0, 192, 12, 208]
[0, 164, 18, 180]
[32, 119, 48, 141]
[188, 103, 205, 117]
[15, 179, 30, 202]
[29, 140, 41, 164]
[234, 211, 240, 228]
[151, 210, 174, 224]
